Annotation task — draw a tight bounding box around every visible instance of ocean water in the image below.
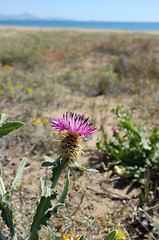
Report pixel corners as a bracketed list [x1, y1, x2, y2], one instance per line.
[0, 20, 159, 31]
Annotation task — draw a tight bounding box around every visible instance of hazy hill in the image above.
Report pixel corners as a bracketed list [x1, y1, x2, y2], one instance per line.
[0, 12, 40, 20]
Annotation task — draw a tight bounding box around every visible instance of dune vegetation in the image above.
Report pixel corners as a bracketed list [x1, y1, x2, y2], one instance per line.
[0, 28, 159, 240]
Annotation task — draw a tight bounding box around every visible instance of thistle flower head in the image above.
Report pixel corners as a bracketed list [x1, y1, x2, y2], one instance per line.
[51, 112, 97, 159]
[51, 112, 96, 137]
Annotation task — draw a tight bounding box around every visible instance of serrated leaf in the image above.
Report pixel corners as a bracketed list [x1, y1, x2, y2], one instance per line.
[29, 196, 52, 240]
[104, 230, 116, 240]
[0, 121, 24, 138]
[5, 158, 26, 201]
[74, 161, 98, 173]
[30, 156, 69, 240]
[0, 114, 7, 126]
[40, 178, 56, 198]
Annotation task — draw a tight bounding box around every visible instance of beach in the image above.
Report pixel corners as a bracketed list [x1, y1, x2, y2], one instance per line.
[0, 25, 159, 35]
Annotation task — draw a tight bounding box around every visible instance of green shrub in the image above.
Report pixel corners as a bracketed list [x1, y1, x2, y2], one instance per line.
[97, 105, 159, 179]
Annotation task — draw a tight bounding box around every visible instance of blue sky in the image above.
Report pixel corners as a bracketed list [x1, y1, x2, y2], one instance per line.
[1, 0, 159, 22]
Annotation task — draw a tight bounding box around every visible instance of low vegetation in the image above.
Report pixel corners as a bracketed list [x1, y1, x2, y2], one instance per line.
[0, 28, 159, 239]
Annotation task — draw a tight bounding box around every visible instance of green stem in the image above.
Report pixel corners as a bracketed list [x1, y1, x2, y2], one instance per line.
[29, 197, 51, 240]
[29, 156, 70, 240]
[51, 156, 69, 189]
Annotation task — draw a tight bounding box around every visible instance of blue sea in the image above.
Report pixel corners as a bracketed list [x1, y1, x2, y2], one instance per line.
[0, 20, 159, 31]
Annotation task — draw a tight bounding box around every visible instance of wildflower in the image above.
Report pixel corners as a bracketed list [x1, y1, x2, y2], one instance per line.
[69, 232, 73, 237]
[56, 82, 60, 87]
[61, 232, 79, 240]
[115, 229, 126, 240]
[111, 126, 119, 132]
[33, 119, 41, 124]
[27, 88, 31, 92]
[51, 112, 96, 159]
[62, 236, 67, 240]
[44, 119, 50, 125]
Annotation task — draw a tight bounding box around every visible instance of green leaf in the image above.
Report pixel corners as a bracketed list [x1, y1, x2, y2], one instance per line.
[96, 142, 104, 151]
[29, 196, 52, 240]
[120, 121, 140, 137]
[51, 156, 69, 189]
[0, 114, 7, 126]
[57, 171, 69, 204]
[149, 127, 159, 143]
[40, 177, 56, 198]
[74, 161, 98, 173]
[79, 236, 87, 240]
[30, 156, 69, 240]
[9, 158, 26, 191]
[30, 176, 65, 240]
[5, 158, 26, 202]
[0, 121, 24, 138]
[42, 156, 61, 168]
[104, 230, 116, 240]
[0, 202, 15, 239]
[52, 172, 70, 215]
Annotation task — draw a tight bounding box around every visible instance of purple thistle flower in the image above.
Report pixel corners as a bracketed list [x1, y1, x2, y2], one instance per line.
[51, 112, 97, 137]
[51, 112, 97, 159]
[111, 126, 119, 131]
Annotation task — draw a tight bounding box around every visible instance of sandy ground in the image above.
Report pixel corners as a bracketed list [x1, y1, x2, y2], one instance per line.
[0, 25, 159, 35]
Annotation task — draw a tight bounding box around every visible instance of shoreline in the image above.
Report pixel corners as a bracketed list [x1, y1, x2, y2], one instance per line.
[0, 25, 159, 34]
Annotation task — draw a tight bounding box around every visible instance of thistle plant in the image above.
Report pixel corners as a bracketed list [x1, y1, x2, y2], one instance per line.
[29, 112, 98, 240]
[0, 112, 126, 240]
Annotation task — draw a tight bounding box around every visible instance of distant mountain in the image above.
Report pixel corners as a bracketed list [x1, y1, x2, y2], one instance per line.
[0, 12, 41, 20]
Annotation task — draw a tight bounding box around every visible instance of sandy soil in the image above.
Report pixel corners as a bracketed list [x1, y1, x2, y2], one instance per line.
[0, 25, 159, 35]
